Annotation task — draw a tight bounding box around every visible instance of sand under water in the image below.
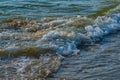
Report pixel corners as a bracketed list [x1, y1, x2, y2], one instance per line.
[0, 0, 120, 79]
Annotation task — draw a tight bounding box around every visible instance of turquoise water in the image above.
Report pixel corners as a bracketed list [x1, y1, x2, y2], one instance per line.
[0, 0, 119, 20]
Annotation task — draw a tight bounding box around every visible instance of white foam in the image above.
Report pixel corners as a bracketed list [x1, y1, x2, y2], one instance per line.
[1, 14, 120, 55]
[36, 29, 90, 55]
[36, 14, 120, 55]
[85, 14, 120, 40]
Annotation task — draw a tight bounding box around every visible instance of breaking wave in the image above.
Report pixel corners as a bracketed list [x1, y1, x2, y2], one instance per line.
[0, 14, 120, 57]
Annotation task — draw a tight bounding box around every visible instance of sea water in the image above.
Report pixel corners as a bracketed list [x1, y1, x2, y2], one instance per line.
[0, 0, 120, 79]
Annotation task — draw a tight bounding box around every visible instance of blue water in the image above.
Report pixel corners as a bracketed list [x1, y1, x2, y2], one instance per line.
[0, 0, 118, 20]
[0, 0, 120, 79]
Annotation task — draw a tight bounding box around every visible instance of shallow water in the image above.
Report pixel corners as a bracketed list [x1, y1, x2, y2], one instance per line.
[0, 0, 120, 79]
[53, 32, 120, 80]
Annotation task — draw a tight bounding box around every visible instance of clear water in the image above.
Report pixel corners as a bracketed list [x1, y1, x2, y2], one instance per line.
[0, 0, 120, 79]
